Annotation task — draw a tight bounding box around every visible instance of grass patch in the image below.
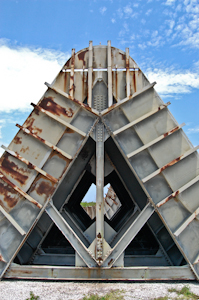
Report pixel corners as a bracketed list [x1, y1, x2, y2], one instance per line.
[82, 290, 124, 300]
[168, 286, 199, 299]
[81, 201, 96, 207]
[153, 286, 199, 300]
[26, 291, 40, 300]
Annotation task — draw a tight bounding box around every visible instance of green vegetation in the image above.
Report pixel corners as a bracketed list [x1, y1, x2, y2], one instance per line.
[153, 285, 199, 300]
[81, 290, 124, 300]
[168, 286, 199, 299]
[26, 291, 40, 300]
[81, 201, 96, 207]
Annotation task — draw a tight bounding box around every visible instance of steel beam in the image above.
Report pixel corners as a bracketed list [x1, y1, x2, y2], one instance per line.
[31, 103, 86, 137]
[95, 122, 105, 264]
[142, 145, 199, 183]
[88, 41, 93, 107]
[45, 201, 98, 267]
[174, 206, 199, 237]
[16, 124, 73, 160]
[0, 205, 26, 235]
[0, 171, 42, 209]
[107, 40, 113, 107]
[5, 264, 195, 280]
[114, 102, 171, 136]
[44, 82, 99, 116]
[1, 145, 58, 183]
[157, 174, 199, 208]
[127, 123, 185, 158]
[102, 202, 154, 268]
[101, 82, 156, 115]
[69, 48, 75, 99]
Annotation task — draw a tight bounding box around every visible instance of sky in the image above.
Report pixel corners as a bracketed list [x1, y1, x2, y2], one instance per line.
[0, 0, 199, 201]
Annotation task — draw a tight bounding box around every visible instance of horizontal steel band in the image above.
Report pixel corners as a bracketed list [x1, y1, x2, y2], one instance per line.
[114, 102, 171, 136]
[62, 68, 140, 72]
[1, 145, 58, 183]
[16, 124, 72, 160]
[0, 204, 26, 236]
[0, 171, 42, 209]
[5, 264, 195, 280]
[142, 145, 199, 183]
[127, 123, 185, 159]
[31, 103, 86, 137]
[157, 174, 199, 208]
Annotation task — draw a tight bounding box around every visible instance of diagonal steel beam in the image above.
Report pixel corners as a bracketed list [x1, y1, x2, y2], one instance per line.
[45, 201, 98, 267]
[101, 202, 154, 268]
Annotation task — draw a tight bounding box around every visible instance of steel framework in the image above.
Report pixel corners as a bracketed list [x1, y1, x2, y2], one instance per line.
[0, 41, 199, 281]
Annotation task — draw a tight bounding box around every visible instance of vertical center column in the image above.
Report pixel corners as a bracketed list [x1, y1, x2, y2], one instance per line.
[95, 121, 104, 264]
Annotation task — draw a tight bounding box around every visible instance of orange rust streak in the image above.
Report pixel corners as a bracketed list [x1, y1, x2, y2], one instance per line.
[35, 181, 54, 197]
[39, 97, 74, 117]
[24, 118, 42, 135]
[0, 171, 42, 209]
[1, 154, 29, 185]
[163, 126, 179, 138]
[160, 155, 182, 172]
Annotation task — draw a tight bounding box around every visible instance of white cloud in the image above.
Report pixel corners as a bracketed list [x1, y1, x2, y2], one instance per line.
[111, 18, 116, 23]
[146, 9, 152, 16]
[124, 5, 133, 15]
[100, 6, 107, 15]
[0, 40, 69, 112]
[165, 0, 176, 5]
[187, 126, 199, 133]
[146, 68, 199, 96]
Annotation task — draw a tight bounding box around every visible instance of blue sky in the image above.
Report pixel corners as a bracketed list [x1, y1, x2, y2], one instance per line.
[0, 0, 199, 201]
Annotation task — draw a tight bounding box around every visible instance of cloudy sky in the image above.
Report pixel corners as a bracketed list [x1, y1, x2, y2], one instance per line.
[0, 0, 199, 200]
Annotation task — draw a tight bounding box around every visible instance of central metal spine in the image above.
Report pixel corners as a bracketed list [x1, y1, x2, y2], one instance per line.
[95, 121, 104, 264]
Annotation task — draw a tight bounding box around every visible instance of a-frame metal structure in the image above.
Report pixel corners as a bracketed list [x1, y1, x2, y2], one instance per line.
[0, 41, 199, 280]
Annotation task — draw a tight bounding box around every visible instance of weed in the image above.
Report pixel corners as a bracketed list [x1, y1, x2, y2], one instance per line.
[26, 291, 40, 300]
[82, 289, 124, 300]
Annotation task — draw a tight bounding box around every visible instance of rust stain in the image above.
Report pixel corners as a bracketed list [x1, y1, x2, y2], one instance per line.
[133, 71, 136, 93]
[35, 180, 54, 196]
[39, 97, 74, 117]
[120, 53, 125, 61]
[97, 233, 102, 239]
[1, 154, 29, 185]
[0, 183, 18, 208]
[115, 70, 118, 100]
[164, 126, 179, 138]
[166, 190, 180, 203]
[108, 259, 114, 266]
[65, 128, 75, 134]
[24, 118, 42, 135]
[13, 136, 22, 145]
[20, 146, 29, 154]
[160, 155, 182, 172]
[78, 50, 87, 66]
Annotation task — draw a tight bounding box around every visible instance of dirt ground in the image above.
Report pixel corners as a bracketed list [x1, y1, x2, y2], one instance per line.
[1, 280, 199, 300]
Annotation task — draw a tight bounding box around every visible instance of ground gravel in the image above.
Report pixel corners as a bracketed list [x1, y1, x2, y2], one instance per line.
[1, 280, 199, 300]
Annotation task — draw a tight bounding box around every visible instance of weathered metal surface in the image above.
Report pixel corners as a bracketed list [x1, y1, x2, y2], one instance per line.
[5, 264, 195, 280]
[1, 41, 199, 281]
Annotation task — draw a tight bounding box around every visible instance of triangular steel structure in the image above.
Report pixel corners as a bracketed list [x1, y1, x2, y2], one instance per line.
[0, 41, 199, 281]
